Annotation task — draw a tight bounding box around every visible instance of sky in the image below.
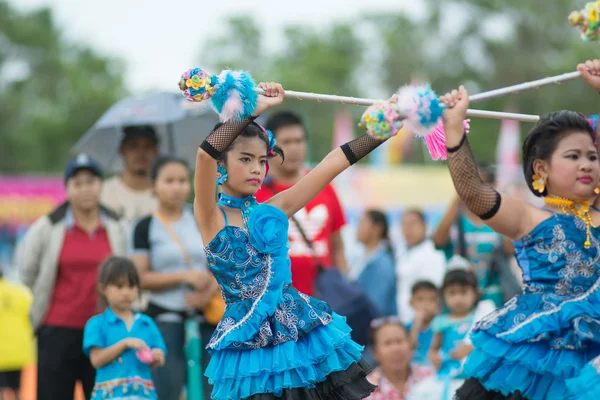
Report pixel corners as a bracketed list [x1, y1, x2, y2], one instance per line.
[13, 0, 426, 92]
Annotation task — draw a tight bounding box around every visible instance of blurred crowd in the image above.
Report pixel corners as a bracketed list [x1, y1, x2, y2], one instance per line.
[0, 111, 522, 400]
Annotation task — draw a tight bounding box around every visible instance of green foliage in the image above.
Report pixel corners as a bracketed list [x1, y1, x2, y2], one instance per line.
[3, 0, 599, 172]
[201, 1, 599, 164]
[0, 1, 127, 173]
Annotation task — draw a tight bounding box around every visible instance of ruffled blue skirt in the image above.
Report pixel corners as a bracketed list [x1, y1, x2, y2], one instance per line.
[205, 313, 374, 400]
[459, 328, 600, 399]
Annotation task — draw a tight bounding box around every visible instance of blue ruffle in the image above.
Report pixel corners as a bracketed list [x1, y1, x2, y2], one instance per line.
[206, 313, 363, 400]
[462, 330, 600, 400]
[479, 284, 600, 349]
[565, 357, 600, 400]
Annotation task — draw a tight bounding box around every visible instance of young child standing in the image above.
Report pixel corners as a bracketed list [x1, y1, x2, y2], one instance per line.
[83, 256, 167, 399]
[408, 270, 479, 400]
[406, 281, 440, 367]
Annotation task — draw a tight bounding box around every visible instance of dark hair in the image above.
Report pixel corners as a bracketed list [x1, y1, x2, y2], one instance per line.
[411, 280, 438, 296]
[441, 269, 478, 293]
[365, 209, 394, 260]
[403, 208, 426, 224]
[522, 110, 595, 197]
[215, 122, 284, 162]
[97, 256, 141, 311]
[368, 316, 408, 346]
[150, 155, 190, 182]
[265, 111, 306, 138]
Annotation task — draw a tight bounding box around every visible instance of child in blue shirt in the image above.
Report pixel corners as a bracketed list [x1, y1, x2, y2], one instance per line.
[408, 270, 479, 400]
[406, 281, 440, 367]
[83, 256, 167, 399]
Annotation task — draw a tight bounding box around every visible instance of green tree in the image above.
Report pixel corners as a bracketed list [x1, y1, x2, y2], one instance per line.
[409, 0, 596, 162]
[0, 1, 127, 173]
[201, 3, 599, 165]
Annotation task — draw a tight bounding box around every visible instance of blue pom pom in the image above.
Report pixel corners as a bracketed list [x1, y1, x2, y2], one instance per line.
[211, 70, 258, 121]
[397, 84, 444, 137]
[416, 85, 444, 129]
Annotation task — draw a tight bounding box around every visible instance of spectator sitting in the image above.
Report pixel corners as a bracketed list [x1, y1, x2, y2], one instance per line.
[365, 317, 434, 400]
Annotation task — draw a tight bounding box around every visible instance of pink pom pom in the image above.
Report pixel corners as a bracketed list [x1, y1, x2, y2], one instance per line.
[424, 119, 470, 160]
[136, 347, 153, 364]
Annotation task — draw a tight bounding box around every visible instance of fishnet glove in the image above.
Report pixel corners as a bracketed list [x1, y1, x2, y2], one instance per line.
[447, 135, 501, 220]
[341, 134, 386, 165]
[199, 117, 255, 159]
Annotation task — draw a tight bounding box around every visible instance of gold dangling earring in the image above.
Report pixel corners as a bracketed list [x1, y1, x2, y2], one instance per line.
[532, 174, 546, 194]
[594, 187, 600, 195]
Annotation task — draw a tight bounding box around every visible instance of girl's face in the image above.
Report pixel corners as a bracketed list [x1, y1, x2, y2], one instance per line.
[102, 279, 139, 312]
[221, 136, 268, 197]
[443, 284, 477, 316]
[356, 214, 377, 244]
[373, 324, 412, 372]
[402, 212, 426, 248]
[154, 162, 190, 209]
[536, 132, 600, 200]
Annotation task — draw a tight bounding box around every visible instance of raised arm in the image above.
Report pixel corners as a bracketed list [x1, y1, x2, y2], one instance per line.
[577, 60, 600, 210]
[194, 83, 284, 241]
[442, 86, 542, 240]
[194, 118, 257, 240]
[269, 134, 385, 217]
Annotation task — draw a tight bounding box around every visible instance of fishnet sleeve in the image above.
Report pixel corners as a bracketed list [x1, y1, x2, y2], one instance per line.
[199, 117, 255, 159]
[340, 134, 386, 165]
[447, 135, 501, 220]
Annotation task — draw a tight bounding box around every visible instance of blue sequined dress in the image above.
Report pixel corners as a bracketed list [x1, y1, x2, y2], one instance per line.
[202, 196, 375, 400]
[458, 212, 600, 400]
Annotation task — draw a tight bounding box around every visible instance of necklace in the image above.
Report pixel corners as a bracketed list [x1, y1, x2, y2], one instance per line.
[218, 193, 257, 228]
[544, 196, 594, 249]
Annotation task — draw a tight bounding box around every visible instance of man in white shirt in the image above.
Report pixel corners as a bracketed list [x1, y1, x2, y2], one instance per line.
[101, 125, 159, 222]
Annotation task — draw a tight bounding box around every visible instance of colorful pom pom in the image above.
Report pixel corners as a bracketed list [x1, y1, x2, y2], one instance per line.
[210, 70, 258, 122]
[359, 102, 404, 140]
[396, 84, 444, 137]
[569, 2, 600, 41]
[422, 118, 470, 161]
[180, 67, 218, 103]
[179, 68, 258, 121]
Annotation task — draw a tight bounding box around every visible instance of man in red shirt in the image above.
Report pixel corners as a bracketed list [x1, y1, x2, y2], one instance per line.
[255, 111, 348, 295]
[18, 154, 128, 400]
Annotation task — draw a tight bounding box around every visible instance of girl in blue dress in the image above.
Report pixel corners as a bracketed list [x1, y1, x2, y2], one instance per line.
[440, 58, 600, 400]
[83, 256, 167, 399]
[194, 82, 385, 399]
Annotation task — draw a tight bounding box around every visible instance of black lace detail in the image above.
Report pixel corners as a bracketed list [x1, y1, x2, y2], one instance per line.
[341, 134, 385, 165]
[199, 117, 255, 160]
[447, 135, 501, 220]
